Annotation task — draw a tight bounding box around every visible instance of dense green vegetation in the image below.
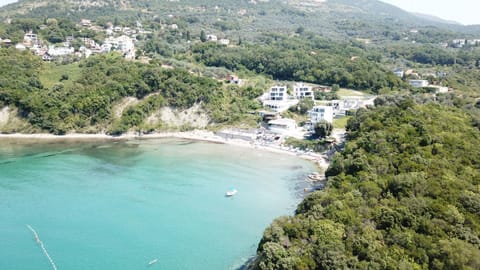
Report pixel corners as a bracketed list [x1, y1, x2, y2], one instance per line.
[193, 37, 405, 93]
[0, 49, 261, 134]
[253, 100, 480, 269]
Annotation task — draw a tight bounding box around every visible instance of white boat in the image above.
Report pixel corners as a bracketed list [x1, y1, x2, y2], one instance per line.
[225, 189, 238, 197]
[148, 259, 158, 265]
[307, 173, 325, 182]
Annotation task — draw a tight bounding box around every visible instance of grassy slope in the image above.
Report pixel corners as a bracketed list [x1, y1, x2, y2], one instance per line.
[39, 63, 82, 89]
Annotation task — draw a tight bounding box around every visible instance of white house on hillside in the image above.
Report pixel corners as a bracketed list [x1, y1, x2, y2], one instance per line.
[293, 83, 314, 100]
[47, 45, 74, 57]
[23, 31, 38, 47]
[409, 80, 429, 88]
[428, 85, 449, 94]
[269, 85, 288, 101]
[261, 85, 298, 112]
[309, 106, 334, 123]
[207, 34, 217, 41]
[218, 39, 230, 45]
[393, 69, 404, 78]
[226, 74, 242, 85]
[104, 35, 135, 59]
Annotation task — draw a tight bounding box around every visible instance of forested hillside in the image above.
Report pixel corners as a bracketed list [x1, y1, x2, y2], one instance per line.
[192, 36, 404, 93]
[253, 99, 480, 269]
[1, 0, 479, 41]
[0, 49, 261, 134]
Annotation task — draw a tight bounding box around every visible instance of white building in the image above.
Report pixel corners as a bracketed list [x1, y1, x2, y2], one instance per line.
[15, 43, 26, 51]
[207, 34, 217, 41]
[80, 19, 92, 27]
[218, 39, 230, 45]
[309, 106, 334, 123]
[47, 46, 74, 57]
[452, 39, 466, 48]
[262, 100, 298, 112]
[101, 43, 112, 53]
[79, 46, 93, 58]
[428, 85, 449, 94]
[393, 69, 404, 78]
[104, 35, 135, 59]
[293, 83, 314, 100]
[269, 85, 288, 101]
[260, 85, 299, 112]
[23, 31, 38, 47]
[408, 80, 429, 88]
[267, 118, 297, 134]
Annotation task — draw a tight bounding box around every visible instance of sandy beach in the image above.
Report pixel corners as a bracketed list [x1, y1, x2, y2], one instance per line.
[0, 130, 331, 171]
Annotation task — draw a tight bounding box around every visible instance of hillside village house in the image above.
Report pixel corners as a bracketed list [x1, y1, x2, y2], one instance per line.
[309, 106, 334, 123]
[80, 19, 92, 27]
[218, 39, 230, 46]
[15, 43, 26, 50]
[48, 45, 74, 57]
[428, 85, 449, 94]
[207, 34, 217, 41]
[408, 79, 429, 88]
[104, 35, 135, 60]
[226, 74, 242, 85]
[23, 31, 38, 47]
[293, 83, 314, 100]
[393, 68, 404, 78]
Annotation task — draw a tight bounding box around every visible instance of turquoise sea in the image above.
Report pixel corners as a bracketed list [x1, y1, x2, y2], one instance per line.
[0, 138, 316, 270]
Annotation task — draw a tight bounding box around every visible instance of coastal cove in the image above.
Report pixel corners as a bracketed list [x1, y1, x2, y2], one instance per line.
[0, 136, 317, 270]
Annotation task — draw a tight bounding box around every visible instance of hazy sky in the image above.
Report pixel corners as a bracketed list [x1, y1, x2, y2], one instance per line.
[0, 0, 477, 25]
[381, 0, 478, 25]
[0, 0, 16, 7]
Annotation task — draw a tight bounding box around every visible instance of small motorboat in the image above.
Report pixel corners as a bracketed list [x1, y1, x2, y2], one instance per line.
[307, 173, 325, 182]
[225, 188, 238, 197]
[148, 259, 158, 265]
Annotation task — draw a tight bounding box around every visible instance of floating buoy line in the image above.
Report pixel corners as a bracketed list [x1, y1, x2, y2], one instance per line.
[27, 224, 58, 270]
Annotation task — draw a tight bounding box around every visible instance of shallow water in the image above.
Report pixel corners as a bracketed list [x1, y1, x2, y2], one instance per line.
[0, 138, 315, 270]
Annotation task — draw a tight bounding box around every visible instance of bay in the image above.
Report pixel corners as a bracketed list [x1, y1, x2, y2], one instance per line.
[0, 138, 315, 270]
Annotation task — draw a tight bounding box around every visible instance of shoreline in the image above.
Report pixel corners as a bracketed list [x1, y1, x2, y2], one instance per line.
[0, 130, 330, 171]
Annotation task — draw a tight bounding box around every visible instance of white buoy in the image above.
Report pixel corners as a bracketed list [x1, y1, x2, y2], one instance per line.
[27, 225, 58, 270]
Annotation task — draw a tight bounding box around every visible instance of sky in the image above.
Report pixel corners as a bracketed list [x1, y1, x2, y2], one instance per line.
[0, 0, 16, 8]
[0, 0, 478, 25]
[380, 0, 479, 25]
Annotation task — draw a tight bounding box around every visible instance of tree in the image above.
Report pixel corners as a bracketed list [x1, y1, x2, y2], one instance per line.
[314, 120, 332, 138]
[290, 98, 314, 115]
[295, 26, 305, 34]
[332, 84, 340, 92]
[200, 30, 207, 42]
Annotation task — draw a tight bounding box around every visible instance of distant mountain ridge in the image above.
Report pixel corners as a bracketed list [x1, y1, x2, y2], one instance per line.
[412, 12, 462, 26]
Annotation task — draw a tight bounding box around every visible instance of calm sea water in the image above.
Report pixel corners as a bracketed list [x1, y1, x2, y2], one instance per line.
[0, 138, 315, 270]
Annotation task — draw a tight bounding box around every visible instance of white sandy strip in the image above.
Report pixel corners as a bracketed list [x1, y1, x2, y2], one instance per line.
[0, 130, 330, 171]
